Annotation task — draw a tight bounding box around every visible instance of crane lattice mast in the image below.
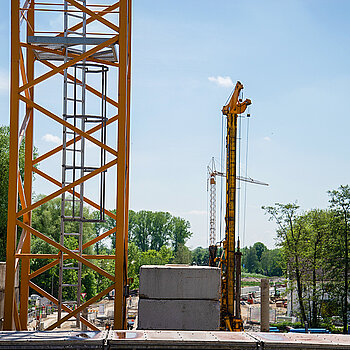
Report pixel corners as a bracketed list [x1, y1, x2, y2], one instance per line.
[207, 156, 268, 268]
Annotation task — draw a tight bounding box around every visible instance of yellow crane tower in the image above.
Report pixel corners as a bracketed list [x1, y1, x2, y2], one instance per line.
[220, 81, 251, 331]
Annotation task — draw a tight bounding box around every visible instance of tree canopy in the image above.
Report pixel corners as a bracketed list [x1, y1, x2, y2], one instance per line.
[263, 187, 350, 333]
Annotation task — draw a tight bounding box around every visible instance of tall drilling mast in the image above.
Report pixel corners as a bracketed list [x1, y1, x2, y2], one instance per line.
[220, 81, 251, 331]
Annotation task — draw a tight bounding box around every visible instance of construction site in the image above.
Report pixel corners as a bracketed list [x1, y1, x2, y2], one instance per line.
[1, 0, 350, 349]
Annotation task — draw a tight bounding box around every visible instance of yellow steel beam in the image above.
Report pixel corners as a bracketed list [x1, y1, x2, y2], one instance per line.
[29, 258, 61, 280]
[56, 2, 120, 37]
[32, 167, 117, 220]
[4, 0, 20, 331]
[33, 115, 118, 165]
[46, 284, 115, 330]
[26, 228, 117, 278]
[17, 158, 117, 218]
[19, 35, 118, 93]
[19, 95, 118, 156]
[17, 220, 115, 281]
[17, 254, 115, 259]
[6, 0, 130, 331]
[41, 60, 119, 107]
[83, 227, 117, 250]
[114, 0, 130, 330]
[29, 281, 99, 331]
[24, 226, 116, 282]
[66, 0, 119, 32]
[14, 299, 20, 330]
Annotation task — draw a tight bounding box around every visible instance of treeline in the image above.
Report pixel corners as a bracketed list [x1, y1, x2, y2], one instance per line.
[241, 242, 282, 277]
[263, 185, 350, 333]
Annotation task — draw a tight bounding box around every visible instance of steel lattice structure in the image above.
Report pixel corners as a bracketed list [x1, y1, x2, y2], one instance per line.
[4, 0, 131, 330]
[208, 158, 217, 247]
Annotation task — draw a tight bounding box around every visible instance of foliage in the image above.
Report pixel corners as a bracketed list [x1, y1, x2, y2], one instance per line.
[327, 185, 350, 333]
[270, 321, 302, 332]
[263, 189, 350, 332]
[261, 249, 283, 277]
[0, 125, 31, 261]
[172, 243, 192, 264]
[192, 246, 209, 266]
[101, 210, 192, 253]
[31, 196, 97, 300]
[242, 242, 282, 277]
[127, 242, 173, 289]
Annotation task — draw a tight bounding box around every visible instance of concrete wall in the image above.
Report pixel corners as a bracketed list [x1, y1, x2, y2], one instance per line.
[139, 265, 220, 300]
[138, 299, 220, 330]
[138, 265, 221, 331]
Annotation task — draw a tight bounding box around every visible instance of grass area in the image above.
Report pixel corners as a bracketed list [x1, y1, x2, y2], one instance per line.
[242, 272, 268, 279]
[241, 281, 261, 287]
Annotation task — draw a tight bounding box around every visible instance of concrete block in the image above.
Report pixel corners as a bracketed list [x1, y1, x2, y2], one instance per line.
[138, 299, 220, 330]
[139, 265, 221, 300]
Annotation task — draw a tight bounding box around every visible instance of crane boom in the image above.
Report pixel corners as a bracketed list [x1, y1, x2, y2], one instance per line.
[207, 160, 268, 249]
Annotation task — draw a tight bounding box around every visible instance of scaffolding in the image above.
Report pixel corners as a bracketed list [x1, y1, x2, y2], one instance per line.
[4, 0, 131, 330]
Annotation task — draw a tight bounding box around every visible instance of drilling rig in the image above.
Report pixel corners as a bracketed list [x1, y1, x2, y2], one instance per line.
[219, 81, 251, 331]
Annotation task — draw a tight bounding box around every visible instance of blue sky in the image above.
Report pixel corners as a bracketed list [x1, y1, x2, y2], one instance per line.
[1, 1, 350, 249]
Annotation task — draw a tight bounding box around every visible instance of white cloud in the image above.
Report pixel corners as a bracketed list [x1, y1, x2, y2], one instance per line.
[42, 133, 62, 144]
[208, 76, 234, 88]
[263, 136, 271, 142]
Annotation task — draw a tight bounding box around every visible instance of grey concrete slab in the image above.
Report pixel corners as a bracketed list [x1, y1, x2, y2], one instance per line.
[138, 299, 220, 331]
[139, 265, 221, 300]
[0, 331, 106, 349]
[107, 330, 258, 349]
[249, 332, 350, 349]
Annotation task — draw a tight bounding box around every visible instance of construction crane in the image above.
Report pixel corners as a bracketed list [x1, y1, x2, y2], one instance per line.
[219, 81, 253, 331]
[207, 157, 268, 266]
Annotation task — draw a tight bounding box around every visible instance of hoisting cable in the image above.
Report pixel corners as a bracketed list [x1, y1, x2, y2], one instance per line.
[206, 169, 210, 248]
[219, 110, 226, 242]
[242, 106, 251, 248]
[236, 90, 243, 242]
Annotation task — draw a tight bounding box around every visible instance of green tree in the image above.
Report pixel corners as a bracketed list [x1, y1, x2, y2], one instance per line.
[172, 243, 192, 264]
[263, 203, 309, 323]
[253, 242, 267, 262]
[127, 244, 173, 289]
[150, 211, 172, 250]
[170, 216, 192, 252]
[328, 185, 350, 333]
[0, 125, 27, 261]
[260, 249, 283, 277]
[192, 247, 209, 266]
[31, 196, 96, 300]
[302, 209, 330, 327]
[245, 246, 260, 273]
